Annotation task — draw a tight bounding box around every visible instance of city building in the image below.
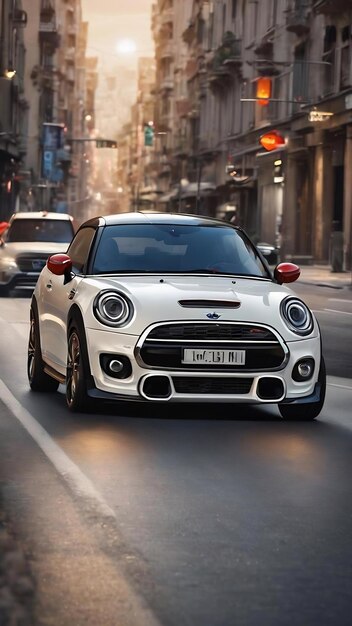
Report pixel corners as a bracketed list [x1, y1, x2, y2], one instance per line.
[146, 0, 352, 271]
[0, 0, 28, 220]
[20, 0, 96, 221]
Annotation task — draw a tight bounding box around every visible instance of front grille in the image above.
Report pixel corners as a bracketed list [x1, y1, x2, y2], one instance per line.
[139, 322, 286, 371]
[148, 323, 276, 341]
[16, 254, 48, 272]
[172, 377, 253, 395]
[13, 276, 38, 288]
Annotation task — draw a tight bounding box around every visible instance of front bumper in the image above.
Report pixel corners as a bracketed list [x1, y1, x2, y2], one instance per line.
[0, 271, 40, 290]
[85, 327, 321, 404]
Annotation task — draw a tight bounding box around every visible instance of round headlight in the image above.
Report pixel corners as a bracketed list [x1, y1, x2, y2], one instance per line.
[93, 290, 133, 327]
[281, 297, 313, 336]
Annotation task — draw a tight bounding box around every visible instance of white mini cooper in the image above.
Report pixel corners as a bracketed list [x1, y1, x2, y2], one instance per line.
[28, 212, 326, 419]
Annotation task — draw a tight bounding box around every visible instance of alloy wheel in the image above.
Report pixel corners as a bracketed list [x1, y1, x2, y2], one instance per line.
[67, 332, 80, 406]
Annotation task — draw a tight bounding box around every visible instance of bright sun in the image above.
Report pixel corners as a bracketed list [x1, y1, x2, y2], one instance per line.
[115, 38, 137, 55]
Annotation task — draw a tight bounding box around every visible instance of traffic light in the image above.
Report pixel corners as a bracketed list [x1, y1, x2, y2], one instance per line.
[96, 139, 118, 149]
[256, 77, 272, 106]
[144, 123, 154, 147]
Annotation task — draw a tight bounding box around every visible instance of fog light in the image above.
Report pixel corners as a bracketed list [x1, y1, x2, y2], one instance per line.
[292, 358, 315, 382]
[100, 354, 132, 379]
[298, 363, 312, 378]
[109, 359, 124, 374]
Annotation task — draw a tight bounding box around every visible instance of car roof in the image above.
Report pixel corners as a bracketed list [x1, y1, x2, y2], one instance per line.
[10, 211, 73, 221]
[84, 211, 238, 229]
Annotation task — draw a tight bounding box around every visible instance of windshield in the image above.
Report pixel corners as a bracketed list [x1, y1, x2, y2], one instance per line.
[92, 223, 269, 277]
[6, 219, 74, 243]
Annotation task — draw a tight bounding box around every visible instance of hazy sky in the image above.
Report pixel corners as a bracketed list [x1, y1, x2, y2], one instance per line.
[81, 0, 154, 67]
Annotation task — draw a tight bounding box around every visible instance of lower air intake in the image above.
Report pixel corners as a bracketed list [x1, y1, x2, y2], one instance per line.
[172, 377, 253, 395]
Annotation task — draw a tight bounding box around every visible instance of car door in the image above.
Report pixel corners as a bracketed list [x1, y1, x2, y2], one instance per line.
[40, 226, 97, 372]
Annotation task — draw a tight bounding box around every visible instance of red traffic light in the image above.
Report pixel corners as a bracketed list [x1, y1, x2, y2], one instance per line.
[260, 131, 285, 152]
[256, 77, 272, 106]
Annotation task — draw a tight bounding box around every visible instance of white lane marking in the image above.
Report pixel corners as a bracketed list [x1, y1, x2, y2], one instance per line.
[324, 309, 352, 316]
[312, 309, 352, 316]
[0, 378, 116, 518]
[328, 383, 352, 391]
[0, 378, 161, 626]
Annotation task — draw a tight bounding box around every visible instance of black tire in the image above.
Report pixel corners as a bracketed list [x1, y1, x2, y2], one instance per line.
[66, 327, 90, 412]
[278, 357, 326, 421]
[28, 307, 59, 392]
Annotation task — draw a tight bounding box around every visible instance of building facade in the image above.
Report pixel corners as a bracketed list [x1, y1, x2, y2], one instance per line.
[147, 0, 352, 271]
[19, 0, 96, 221]
[0, 0, 28, 220]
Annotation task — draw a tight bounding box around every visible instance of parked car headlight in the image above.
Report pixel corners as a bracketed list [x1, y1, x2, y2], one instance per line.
[93, 290, 133, 327]
[280, 297, 313, 336]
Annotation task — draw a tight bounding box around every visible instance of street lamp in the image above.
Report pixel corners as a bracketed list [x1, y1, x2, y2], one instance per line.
[4, 68, 16, 79]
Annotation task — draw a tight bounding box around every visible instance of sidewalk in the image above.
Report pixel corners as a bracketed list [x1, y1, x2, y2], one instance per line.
[297, 265, 352, 290]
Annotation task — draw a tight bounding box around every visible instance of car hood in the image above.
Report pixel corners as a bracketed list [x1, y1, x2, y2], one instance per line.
[80, 274, 318, 340]
[0, 241, 69, 261]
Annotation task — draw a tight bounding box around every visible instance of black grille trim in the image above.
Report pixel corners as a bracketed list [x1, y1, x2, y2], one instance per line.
[172, 377, 253, 395]
[136, 322, 288, 372]
[178, 300, 241, 309]
[16, 254, 48, 272]
[147, 323, 277, 341]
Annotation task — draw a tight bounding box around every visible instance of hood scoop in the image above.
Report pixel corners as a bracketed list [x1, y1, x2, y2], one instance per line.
[178, 299, 241, 309]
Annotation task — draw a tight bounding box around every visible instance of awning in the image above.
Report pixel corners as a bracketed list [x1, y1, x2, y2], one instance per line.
[159, 182, 217, 203]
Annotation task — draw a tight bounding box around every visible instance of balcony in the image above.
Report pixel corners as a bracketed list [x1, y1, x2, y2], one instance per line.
[314, 0, 350, 13]
[286, 1, 310, 36]
[161, 8, 173, 26]
[158, 40, 174, 60]
[208, 32, 242, 91]
[67, 23, 79, 38]
[39, 8, 59, 45]
[254, 38, 273, 57]
[65, 47, 75, 62]
[160, 76, 173, 91]
[182, 20, 195, 45]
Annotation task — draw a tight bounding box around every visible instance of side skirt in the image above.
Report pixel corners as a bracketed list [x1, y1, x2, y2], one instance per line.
[43, 365, 66, 385]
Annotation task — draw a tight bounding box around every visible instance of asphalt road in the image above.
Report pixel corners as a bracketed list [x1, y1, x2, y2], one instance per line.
[0, 290, 352, 626]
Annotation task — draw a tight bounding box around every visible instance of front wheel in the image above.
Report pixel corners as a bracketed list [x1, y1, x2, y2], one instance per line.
[66, 328, 89, 412]
[278, 357, 326, 421]
[28, 308, 59, 392]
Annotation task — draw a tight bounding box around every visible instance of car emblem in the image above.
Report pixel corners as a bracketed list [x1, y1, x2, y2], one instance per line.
[32, 259, 46, 270]
[207, 312, 221, 320]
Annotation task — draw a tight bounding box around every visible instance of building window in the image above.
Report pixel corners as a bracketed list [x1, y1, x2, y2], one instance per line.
[292, 43, 309, 106]
[340, 25, 352, 89]
[232, 0, 237, 19]
[322, 26, 336, 96]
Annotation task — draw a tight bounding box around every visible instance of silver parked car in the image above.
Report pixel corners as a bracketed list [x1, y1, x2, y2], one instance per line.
[0, 211, 75, 296]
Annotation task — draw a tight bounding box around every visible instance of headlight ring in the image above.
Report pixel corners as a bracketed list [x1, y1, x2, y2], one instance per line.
[280, 297, 313, 336]
[93, 290, 133, 327]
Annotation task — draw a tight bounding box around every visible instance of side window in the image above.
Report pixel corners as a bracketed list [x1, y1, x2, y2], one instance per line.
[67, 227, 96, 273]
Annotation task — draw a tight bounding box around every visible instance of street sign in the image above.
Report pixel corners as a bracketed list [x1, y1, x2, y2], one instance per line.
[308, 110, 333, 122]
[260, 131, 285, 151]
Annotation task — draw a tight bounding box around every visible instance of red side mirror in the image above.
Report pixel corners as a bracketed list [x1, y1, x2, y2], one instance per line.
[274, 262, 300, 284]
[47, 253, 73, 276]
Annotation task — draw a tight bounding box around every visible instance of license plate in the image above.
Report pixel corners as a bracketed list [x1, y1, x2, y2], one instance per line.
[182, 349, 246, 365]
